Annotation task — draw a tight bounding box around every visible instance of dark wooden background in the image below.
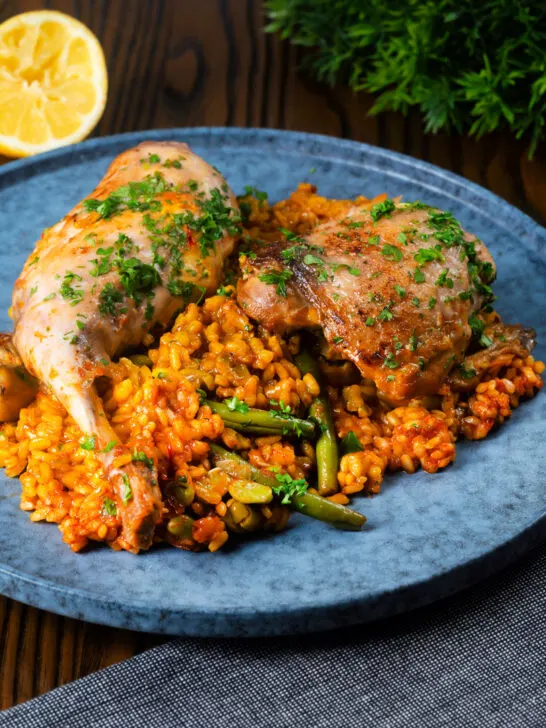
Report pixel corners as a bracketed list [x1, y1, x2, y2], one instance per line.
[1, 0, 546, 708]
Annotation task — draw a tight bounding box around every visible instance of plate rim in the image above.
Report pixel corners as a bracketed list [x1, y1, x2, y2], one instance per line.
[1, 126, 545, 246]
[0, 126, 544, 636]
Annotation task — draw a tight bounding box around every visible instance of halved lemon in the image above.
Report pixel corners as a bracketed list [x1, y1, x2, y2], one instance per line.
[0, 10, 107, 157]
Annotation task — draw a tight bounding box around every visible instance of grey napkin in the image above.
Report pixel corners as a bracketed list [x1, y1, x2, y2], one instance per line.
[1, 541, 545, 728]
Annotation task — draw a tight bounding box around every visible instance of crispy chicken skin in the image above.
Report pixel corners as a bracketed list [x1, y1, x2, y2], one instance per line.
[238, 202, 496, 404]
[11, 141, 240, 550]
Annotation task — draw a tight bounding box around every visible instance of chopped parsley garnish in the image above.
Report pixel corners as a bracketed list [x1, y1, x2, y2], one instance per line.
[166, 280, 204, 303]
[278, 227, 304, 243]
[428, 296, 437, 309]
[412, 297, 420, 307]
[145, 300, 155, 321]
[304, 254, 329, 281]
[225, 396, 249, 414]
[370, 198, 395, 222]
[163, 157, 183, 169]
[98, 283, 125, 317]
[413, 267, 425, 283]
[118, 258, 161, 303]
[367, 235, 380, 246]
[147, 153, 160, 163]
[102, 498, 117, 517]
[365, 316, 375, 326]
[272, 473, 309, 504]
[381, 244, 403, 262]
[436, 269, 454, 288]
[121, 474, 133, 504]
[43, 293, 56, 302]
[480, 333, 494, 348]
[426, 210, 496, 308]
[377, 306, 393, 322]
[90, 249, 114, 277]
[258, 269, 293, 297]
[270, 401, 301, 434]
[216, 286, 230, 296]
[468, 314, 485, 337]
[133, 450, 154, 469]
[84, 172, 167, 219]
[60, 272, 84, 306]
[80, 435, 96, 451]
[394, 284, 406, 298]
[384, 353, 399, 369]
[459, 365, 478, 379]
[409, 332, 419, 351]
[340, 431, 363, 455]
[281, 244, 306, 262]
[418, 357, 425, 370]
[269, 400, 292, 416]
[414, 247, 444, 265]
[101, 440, 117, 453]
[172, 188, 241, 258]
[333, 336, 344, 344]
[397, 232, 408, 244]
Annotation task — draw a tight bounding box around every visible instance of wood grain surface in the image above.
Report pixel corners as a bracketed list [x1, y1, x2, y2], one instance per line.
[0, 0, 545, 709]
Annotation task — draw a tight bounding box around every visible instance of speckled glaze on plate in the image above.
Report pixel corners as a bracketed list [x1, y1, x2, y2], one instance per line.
[0, 128, 544, 637]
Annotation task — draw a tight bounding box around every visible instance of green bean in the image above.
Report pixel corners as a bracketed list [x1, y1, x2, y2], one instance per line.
[290, 492, 365, 531]
[295, 350, 339, 496]
[209, 444, 365, 530]
[206, 400, 316, 438]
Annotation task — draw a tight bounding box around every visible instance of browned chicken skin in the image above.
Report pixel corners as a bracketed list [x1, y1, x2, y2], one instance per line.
[11, 141, 241, 550]
[238, 201, 496, 404]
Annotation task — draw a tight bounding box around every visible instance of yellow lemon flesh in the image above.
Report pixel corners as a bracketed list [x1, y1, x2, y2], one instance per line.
[0, 10, 107, 157]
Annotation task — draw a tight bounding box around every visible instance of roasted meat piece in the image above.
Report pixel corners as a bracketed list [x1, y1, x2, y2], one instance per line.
[11, 141, 241, 549]
[238, 200, 496, 403]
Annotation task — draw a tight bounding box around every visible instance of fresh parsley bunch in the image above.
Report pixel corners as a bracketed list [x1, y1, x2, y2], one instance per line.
[266, 0, 546, 155]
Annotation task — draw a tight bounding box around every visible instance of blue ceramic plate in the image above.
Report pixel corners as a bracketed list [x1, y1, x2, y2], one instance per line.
[0, 128, 544, 636]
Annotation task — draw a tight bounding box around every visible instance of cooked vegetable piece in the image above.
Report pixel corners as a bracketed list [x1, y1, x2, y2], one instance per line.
[206, 400, 316, 438]
[209, 444, 365, 530]
[295, 350, 339, 496]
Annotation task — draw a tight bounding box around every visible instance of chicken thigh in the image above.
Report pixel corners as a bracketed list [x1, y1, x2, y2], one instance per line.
[238, 200, 495, 404]
[12, 141, 241, 549]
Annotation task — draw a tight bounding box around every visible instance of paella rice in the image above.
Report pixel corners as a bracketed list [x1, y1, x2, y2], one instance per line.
[0, 184, 543, 552]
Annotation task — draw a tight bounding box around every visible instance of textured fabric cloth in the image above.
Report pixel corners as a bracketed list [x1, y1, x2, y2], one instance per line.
[1, 542, 545, 728]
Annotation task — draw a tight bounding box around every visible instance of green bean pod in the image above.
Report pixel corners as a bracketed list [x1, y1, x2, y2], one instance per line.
[206, 400, 316, 438]
[295, 350, 339, 496]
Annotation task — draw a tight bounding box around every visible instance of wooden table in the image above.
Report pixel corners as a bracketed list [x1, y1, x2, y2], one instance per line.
[1, 0, 546, 709]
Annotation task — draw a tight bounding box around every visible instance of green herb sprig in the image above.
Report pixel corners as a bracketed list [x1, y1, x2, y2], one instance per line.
[266, 0, 546, 155]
